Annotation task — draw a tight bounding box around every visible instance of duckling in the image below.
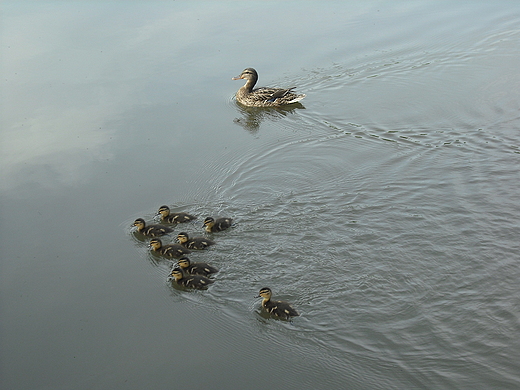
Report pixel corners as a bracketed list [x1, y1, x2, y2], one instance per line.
[169, 268, 214, 290]
[177, 256, 218, 277]
[133, 218, 173, 237]
[256, 287, 299, 320]
[203, 216, 233, 233]
[232, 68, 306, 107]
[177, 232, 215, 250]
[156, 205, 196, 224]
[149, 238, 191, 259]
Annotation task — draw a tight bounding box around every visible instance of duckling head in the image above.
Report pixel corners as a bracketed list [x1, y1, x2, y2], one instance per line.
[203, 217, 215, 228]
[133, 218, 146, 229]
[169, 268, 183, 281]
[256, 287, 273, 300]
[177, 232, 189, 244]
[149, 238, 162, 250]
[177, 256, 191, 269]
[157, 205, 170, 217]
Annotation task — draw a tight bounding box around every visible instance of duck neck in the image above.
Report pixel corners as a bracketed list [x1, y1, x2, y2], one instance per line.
[242, 76, 257, 93]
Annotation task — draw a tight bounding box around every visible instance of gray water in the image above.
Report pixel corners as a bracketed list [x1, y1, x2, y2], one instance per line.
[1, 1, 520, 389]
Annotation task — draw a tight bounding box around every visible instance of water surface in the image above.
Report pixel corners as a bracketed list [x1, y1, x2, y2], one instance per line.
[1, 1, 520, 389]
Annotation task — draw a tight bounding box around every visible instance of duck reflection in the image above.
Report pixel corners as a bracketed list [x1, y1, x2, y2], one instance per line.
[233, 102, 305, 133]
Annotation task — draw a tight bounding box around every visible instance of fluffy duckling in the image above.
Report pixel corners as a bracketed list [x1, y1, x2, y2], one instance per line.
[232, 68, 306, 107]
[133, 218, 173, 237]
[177, 232, 215, 250]
[169, 268, 214, 290]
[203, 216, 233, 233]
[177, 256, 218, 277]
[149, 238, 191, 259]
[156, 205, 196, 224]
[256, 287, 299, 320]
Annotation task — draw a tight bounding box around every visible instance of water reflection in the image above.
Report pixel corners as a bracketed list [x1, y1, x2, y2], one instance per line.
[0, 112, 116, 192]
[146, 249, 173, 267]
[232, 101, 305, 133]
[255, 308, 298, 323]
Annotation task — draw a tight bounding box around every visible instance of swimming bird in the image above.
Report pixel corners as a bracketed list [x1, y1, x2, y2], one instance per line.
[203, 216, 233, 233]
[177, 256, 218, 277]
[156, 205, 196, 224]
[169, 268, 214, 290]
[177, 232, 215, 250]
[256, 287, 299, 320]
[232, 68, 305, 107]
[133, 218, 173, 237]
[149, 238, 191, 258]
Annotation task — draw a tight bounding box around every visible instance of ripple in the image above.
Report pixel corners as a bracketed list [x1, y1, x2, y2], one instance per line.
[122, 9, 520, 388]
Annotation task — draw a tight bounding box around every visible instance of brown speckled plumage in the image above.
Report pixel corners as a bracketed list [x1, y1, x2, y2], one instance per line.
[233, 68, 305, 107]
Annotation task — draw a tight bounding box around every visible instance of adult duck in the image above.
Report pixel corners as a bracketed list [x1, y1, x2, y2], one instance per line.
[232, 68, 305, 107]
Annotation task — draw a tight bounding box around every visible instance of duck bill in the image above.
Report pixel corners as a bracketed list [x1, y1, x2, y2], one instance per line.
[232, 75, 243, 80]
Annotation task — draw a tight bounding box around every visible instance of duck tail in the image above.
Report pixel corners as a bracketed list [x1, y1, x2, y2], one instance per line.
[287, 94, 306, 103]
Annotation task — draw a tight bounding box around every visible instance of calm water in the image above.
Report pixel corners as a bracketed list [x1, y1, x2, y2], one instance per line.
[1, 1, 520, 389]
